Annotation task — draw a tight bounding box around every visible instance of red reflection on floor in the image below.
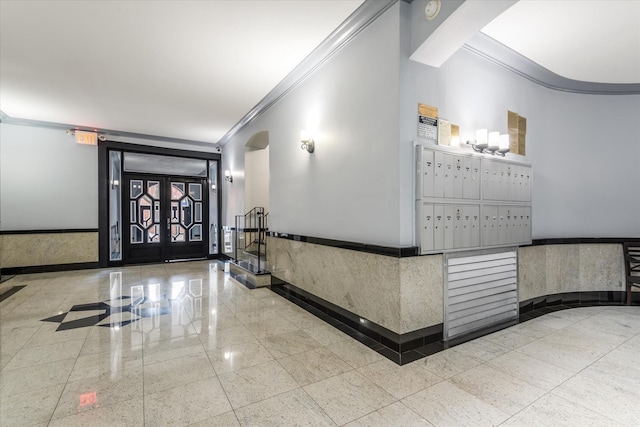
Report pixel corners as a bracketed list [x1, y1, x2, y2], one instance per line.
[79, 391, 97, 407]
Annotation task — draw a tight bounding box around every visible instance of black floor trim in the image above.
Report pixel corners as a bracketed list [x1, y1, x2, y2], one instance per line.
[0, 285, 27, 302]
[270, 277, 442, 365]
[1, 262, 99, 276]
[269, 278, 640, 365]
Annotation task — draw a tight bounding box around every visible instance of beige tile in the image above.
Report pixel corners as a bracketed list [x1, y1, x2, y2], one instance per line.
[68, 350, 143, 382]
[278, 311, 326, 329]
[279, 347, 352, 386]
[142, 334, 205, 365]
[188, 411, 241, 427]
[222, 295, 267, 314]
[144, 377, 232, 426]
[135, 316, 198, 343]
[207, 341, 274, 374]
[501, 394, 625, 427]
[52, 371, 143, 419]
[256, 295, 290, 308]
[486, 350, 574, 391]
[345, 401, 432, 427]
[0, 324, 39, 351]
[0, 358, 75, 397]
[402, 381, 509, 427]
[482, 328, 537, 350]
[244, 315, 299, 339]
[193, 311, 244, 332]
[450, 337, 510, 362]
[143, 352, 215, 395]
[0, 351, 16, 370]
[527, 312, 581, 330]
[358, 358, 441, 399]
[48, 397, 144, 427]
[235, 388, 335, 426]
[515, 333, 612, 373]
[199, 324, 260, 350]
[262, 329, 322, 359]
[80, 333, 143, 356]
[580, 355, 640, 398]
[509, 318, 558, 339]
[421, 348, 482, 379]
[302, 324, 348, 346]
[326, 338, 385, 369]
[3, 338, 84, 370]
[551, 374, 640, 426]
[218, 360, 299, 409]
[234, 307, 282, 325]
[400, 255, 443, 333]
[572, 312, 640, 339]
[303, 370, 395, 425]
[0, 384, 65, 427]
[449, 364, 547, 415]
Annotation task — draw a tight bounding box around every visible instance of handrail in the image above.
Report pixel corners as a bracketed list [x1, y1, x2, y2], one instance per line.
[232, 207, 268, 273]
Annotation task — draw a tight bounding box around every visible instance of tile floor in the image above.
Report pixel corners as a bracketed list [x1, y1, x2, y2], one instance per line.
[1, 260, 639, 426]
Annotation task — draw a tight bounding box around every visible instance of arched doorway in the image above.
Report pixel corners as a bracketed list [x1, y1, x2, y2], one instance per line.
[244, 130, 269, 213]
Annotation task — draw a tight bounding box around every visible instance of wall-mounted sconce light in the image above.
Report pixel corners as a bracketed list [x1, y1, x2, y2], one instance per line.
[497, 134, 510, 156]
[224, 170, 233, 182]
[467, 129, 509, 156]
[485, 131, 500, 155]
[300, 130, 315, 153]
[211, 183, 217, 192]
[111, 179, 119, 190]
[468, 129, 488, 153]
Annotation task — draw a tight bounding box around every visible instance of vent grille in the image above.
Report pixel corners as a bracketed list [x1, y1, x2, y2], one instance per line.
[444, 249, 518, 340]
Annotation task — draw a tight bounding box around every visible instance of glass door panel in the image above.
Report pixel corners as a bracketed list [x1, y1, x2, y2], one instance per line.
[124, 176, 165, 263]
[167, 178, 206, 260]
[124, 174, 207, 263]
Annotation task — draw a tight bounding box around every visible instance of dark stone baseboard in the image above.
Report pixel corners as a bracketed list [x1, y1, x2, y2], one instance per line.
[269, 278, 640, 365]
[519, 291, 639, 319]
[270, 276, 443, 365]
[1, 262, 99, 276]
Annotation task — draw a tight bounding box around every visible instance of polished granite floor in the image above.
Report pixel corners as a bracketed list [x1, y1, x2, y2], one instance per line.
[1, 260, 639, 426]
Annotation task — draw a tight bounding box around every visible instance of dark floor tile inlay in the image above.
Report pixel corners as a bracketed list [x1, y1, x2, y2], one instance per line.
[41, 295, 172, 331]
[0, 285, 26, 302]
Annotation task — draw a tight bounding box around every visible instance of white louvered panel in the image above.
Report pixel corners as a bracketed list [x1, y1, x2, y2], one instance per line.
[444, 249, 518, 340]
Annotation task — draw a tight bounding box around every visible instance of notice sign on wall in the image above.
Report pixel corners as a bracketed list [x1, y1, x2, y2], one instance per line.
[418, 103, 438, 141]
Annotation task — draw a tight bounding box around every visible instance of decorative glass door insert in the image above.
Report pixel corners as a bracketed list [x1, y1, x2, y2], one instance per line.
[124, 175, 207, 263]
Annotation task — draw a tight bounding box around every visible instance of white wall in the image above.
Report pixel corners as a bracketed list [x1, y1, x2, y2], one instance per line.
[227, 0, 640, 244]
[0, 123, 99, 230]
[401, 46, 640, 239]
[222, 3, 403, 246]
[244, 146, 269, 212]
[0, 123, 221, 232]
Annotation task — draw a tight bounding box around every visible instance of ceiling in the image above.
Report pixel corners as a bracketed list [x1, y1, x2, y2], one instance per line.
[481, 0, 640, 85]
[1, 0, 638, 146]
[0, 0, 364, 144]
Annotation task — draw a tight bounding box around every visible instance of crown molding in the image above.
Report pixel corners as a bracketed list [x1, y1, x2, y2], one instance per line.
[216, 0, 398, 147]
[463, 33, 640, 96]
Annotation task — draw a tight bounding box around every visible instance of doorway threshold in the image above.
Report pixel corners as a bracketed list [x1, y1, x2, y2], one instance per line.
[167, 257, 208, 263]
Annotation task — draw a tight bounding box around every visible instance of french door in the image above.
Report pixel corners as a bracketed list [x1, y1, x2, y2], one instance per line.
[123, 174, 207, 263]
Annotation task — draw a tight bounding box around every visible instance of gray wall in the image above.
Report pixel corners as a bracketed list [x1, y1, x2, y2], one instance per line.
[0, 122, 219, 231]
[222, 3, 404, 247]
[401, 44, 640, 239]
[0, 123, 99, 230]
[223, 1, 640, 245]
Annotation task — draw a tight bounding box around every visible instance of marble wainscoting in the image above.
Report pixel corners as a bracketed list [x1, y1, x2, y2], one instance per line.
[266, 237, 443, 335]
[1, 232, 99, 269]
[518, 244, 625, 302]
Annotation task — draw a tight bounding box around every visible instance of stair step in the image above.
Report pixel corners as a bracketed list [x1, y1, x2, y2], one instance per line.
[228, 261, 271, 289]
